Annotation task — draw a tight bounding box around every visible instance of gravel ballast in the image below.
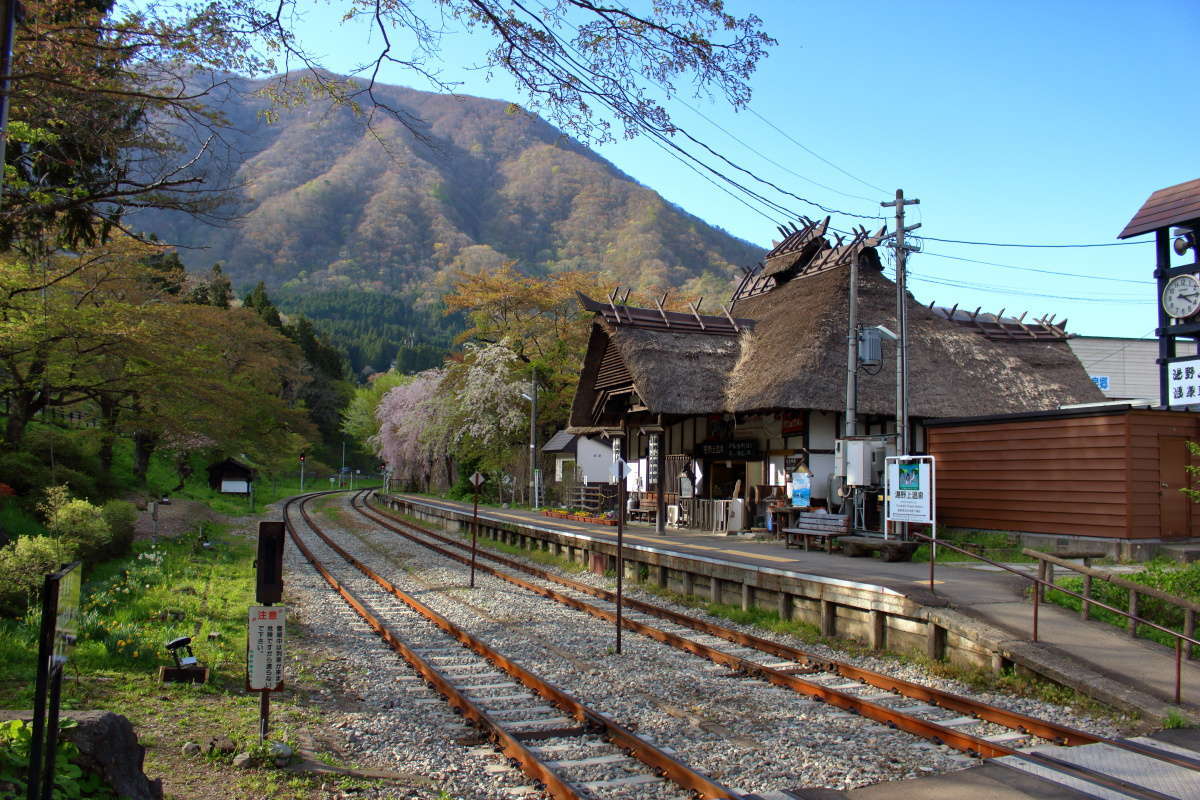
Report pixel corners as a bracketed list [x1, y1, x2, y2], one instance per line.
[281, 494, 1131, 799]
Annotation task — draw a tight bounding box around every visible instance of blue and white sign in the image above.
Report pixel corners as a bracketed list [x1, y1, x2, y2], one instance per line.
[1090, 375, 1110, 391]
[885, 456, 935, 525]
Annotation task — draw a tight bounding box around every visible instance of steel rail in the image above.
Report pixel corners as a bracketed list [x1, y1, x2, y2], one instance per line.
[287, 491, 743, 800]
[358, 493, 1200, 785]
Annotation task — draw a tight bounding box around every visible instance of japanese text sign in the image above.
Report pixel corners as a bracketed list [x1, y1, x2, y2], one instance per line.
[247, 605, 286, 691]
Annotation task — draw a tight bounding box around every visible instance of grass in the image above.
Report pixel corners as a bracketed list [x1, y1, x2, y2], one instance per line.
[910, 529, 1041, 564]
[0, 515, 401, 799]
[1045, 561, 1200, 657]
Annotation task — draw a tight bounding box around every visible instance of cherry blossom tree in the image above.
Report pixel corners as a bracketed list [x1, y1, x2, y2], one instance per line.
[373, 368, 447, 489]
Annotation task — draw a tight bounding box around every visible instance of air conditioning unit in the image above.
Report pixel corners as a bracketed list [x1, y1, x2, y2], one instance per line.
[836, 439, 885, 487]
[667, 505, 681, 526]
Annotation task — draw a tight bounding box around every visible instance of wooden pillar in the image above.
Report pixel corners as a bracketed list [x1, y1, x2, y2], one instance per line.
[1129, 590, 1140, 638]
[927, 622, 946, 661]
[870, 609, 886, 650]
[821, 600, 836, 637]
[777, 591, 793, 622]
[1081, 573, 1092, 621]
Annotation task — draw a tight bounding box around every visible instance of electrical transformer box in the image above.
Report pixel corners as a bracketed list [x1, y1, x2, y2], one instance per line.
[834, 439, 883, 486]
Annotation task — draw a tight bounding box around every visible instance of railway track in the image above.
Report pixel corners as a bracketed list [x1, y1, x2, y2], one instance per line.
[283, 491, 748, 800]
[351, 491, 1200, 800]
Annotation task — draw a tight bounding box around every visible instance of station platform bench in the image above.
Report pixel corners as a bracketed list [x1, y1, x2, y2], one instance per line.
[782, 512, 850, 553]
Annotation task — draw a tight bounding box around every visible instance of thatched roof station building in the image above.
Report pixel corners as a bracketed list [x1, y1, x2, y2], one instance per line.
[567, 219, 1104, 521]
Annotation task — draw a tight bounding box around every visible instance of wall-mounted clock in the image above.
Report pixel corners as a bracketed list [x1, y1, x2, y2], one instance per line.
[1162, 273, 1200, 319]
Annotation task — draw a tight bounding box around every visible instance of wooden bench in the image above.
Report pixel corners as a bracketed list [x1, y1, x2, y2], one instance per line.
[782, 513, 850, 553]
[841, 535, 919, 562]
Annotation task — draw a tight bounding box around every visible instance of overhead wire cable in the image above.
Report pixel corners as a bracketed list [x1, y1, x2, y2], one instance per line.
[515, 0, 885, 222]
[920, 251, 1154, 285]
[505, 3, 817, 226]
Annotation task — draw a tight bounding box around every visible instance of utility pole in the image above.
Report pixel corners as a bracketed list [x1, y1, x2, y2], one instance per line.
[881, 189, 920, 457]
[528, 366, 538, 508]
[844, 248, 860, 439]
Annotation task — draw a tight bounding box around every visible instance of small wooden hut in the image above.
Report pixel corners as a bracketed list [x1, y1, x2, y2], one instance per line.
[206, 458, 255, 495]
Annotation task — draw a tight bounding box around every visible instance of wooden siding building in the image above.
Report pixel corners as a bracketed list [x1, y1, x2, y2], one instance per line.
[927, 406, 1200, 542]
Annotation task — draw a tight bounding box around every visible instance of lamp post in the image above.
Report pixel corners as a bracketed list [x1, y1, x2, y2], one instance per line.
[521, 367, 539, 508]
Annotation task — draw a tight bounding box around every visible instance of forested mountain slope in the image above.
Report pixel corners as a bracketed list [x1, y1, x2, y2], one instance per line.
[140, 74, 765, 303]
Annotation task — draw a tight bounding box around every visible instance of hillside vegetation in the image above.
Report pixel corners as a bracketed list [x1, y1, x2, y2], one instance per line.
[141, 75, 764, 302]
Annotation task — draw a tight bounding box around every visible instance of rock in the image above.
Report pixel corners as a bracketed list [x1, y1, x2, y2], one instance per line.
[0, 710, 162, 800]
[208, 736, 236, 754]
[181, 742, 201, 756]
[232, 752, 254, 768]
[270, 741, 293, 759]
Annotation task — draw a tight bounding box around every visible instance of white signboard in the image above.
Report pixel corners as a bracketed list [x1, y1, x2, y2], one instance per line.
[247, 605, 286, 691]
[1167, 357, 1200, 407]
[885, 456, 934, 525]
[221, 479, 250, 494]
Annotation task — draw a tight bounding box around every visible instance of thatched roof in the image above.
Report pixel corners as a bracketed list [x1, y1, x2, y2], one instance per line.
[569, 247, 1104, 428]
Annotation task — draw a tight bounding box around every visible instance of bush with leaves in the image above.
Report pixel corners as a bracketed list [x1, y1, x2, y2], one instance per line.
[0, 535, 68, 616]
[100, 500, 137, 558]
[0, 718, 116, 799]
[40, 487, 111, 564]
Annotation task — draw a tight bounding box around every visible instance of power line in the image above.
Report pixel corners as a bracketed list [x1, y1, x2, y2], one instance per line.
[904, 270, 1152, 303]
[745, 107, 889, 195]
[920, 251, 1154, 285]
[922, 235, 1148, 248]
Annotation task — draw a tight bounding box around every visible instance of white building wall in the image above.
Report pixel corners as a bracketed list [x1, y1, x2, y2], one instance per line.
[576, 436, 613, 483]
[1068, 336, 1197, 402]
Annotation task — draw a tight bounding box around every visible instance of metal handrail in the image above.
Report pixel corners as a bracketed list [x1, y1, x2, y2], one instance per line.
[911, 530, 1200, 704]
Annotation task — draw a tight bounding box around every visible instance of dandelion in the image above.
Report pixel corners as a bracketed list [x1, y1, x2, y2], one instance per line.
[132, 651, 139, 658]
[117, 640, 125, 647]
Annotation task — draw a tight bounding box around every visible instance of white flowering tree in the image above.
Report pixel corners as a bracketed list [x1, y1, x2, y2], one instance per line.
[453, 342, 528, 472]
[373, 368, 447, 490]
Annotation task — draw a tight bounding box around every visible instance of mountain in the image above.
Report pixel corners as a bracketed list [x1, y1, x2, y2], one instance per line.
[138, 74, 766, 302]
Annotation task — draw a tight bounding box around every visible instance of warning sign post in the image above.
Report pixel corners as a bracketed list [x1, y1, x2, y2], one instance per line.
[247, 605, 286, 691]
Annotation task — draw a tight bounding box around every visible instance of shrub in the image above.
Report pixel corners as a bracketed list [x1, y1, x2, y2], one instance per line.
[100, 500, 137, 557]
[0, 535, 69, 617]
[49, 466, 99, 502]
[0, 451, 51, 500]
[49, 500, 111, 563]
[40, 487, 111, 564]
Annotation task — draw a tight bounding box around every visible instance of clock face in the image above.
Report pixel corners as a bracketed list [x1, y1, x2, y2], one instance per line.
[1162, 274, 1200, 319]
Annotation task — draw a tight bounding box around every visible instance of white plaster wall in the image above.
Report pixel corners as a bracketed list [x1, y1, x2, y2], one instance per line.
[577, 436, 613, 483]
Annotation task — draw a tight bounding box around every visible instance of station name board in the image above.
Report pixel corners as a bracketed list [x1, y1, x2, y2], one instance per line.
[695, 439, 760, 460]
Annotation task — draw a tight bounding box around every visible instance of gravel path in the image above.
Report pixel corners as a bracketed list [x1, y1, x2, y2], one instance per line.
[281, 493, 1130, 799]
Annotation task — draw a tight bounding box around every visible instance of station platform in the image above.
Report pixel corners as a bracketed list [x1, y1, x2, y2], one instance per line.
[385, 494, 1200, 718]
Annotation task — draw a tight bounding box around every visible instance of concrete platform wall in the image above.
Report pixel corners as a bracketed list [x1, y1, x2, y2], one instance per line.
[376, 494, 998, 670]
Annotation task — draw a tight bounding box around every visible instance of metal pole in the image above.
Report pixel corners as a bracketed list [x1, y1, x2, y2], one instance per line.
[616, 432, 625, 655]
[844, 253, 859, 438]
[28, 573, 58, 800]
[0, 0, 17, 199]
[529, 367, 538, 508]
[39, 667, 64, 800]
[1032, 584, 1040, 643]
[340, 441, 346, 487]
[470, 489, 479, 589]
[300, 459, 305, 492]
[1177, 637, 1183, 705]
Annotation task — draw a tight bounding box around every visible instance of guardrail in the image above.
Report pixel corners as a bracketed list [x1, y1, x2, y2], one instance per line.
[1026, 549, 1200, 660]
[914, 530, 1200, 704]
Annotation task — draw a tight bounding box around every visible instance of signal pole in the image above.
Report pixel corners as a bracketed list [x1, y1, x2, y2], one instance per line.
[881, 189, 920, 457]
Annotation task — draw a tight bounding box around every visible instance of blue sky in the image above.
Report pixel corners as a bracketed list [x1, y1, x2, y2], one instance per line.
[276, 0, 1198, 338]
